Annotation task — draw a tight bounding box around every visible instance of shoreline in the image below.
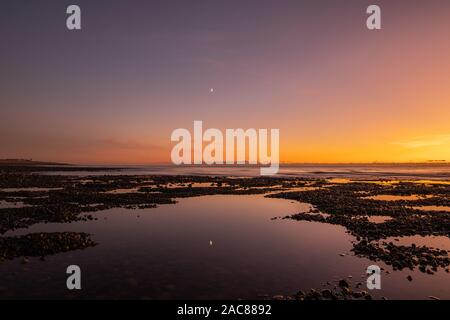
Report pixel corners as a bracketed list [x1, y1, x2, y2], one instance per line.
[0, 167, 449, 299]
[3, 163, 450, 180]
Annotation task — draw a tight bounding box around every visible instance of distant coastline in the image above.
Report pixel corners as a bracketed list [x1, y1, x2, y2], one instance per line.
[0, 159, 447, 167]
[0, 159, 69, 166]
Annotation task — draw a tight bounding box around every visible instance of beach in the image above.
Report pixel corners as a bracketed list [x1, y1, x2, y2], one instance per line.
[0, 164, 449, 300]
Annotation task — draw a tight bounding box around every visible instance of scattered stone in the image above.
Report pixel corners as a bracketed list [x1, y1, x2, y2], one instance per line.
[0, 232, 96, 261]
[338, 279, 350, 288]
[288, 284, 374, 301]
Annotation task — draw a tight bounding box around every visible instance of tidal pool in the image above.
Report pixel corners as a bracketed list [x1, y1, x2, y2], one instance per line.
[365, 216, 393, 224]
[363, 195, 431, 201]
[412, 205, 450, 213]
[0, 200, 30, 209]
[0, 195, 449, 300]
[382, 235, 450, 251]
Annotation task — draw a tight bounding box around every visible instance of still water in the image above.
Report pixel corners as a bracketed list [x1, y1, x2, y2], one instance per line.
[0, 195, 449, 299]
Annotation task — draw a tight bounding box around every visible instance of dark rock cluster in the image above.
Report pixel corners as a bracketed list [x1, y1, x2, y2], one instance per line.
[353, 240, 450, 274]
[0, 232, 96, 261]
[272, 181, 450, 274]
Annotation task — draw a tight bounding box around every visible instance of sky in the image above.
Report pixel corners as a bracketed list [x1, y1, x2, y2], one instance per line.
[1, 0, 450, 164]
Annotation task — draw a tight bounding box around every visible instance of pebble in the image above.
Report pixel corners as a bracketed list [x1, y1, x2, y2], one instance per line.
[338, 279, 350, 288]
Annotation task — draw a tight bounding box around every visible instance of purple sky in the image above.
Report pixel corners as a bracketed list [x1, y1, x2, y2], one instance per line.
[1, 0, 450, 163]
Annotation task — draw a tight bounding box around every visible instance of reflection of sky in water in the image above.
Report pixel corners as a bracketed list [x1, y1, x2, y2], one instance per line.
[0, 200, 29, 209]
[0, 188, 62, 192]
[0, 195, 449, 299]
[365, 216, 393, 224]
[363, 195, 432, 201]
[382, 236, 450, 252]
[412, 205, 450, 213]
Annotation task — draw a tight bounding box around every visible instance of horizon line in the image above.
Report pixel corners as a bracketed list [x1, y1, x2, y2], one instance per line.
[2, 159, 448, 166]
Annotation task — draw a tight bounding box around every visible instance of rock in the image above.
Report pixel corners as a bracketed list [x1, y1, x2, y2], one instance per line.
[341, 286, 351, 295]
[338, 279, 350, 288]
[407, 275, 413, 281]
[320, 289, 334, 299]
[294, 291, 305, 300]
